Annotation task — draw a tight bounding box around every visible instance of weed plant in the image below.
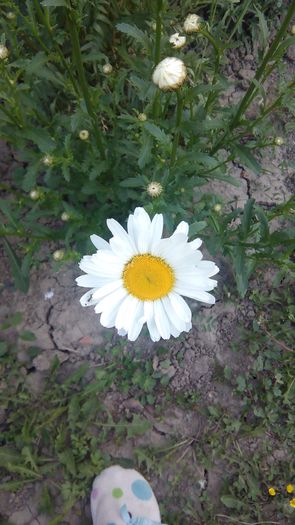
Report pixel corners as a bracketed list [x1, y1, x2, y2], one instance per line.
[0, 0, 294, 296]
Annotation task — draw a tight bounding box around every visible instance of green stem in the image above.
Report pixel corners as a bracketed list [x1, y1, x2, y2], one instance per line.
[154, 0, 163, 65]
[152, 0, 163, 119]
[170, 91, 183, 166]
[67, 10, 106, 159]
[211, 0, 295, 154]
[226, 0, 252, 44]
[201, 29, 221, 112]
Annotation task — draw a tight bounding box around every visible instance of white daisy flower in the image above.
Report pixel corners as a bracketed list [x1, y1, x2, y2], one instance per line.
[183, 14, 202, 33]
[76, 207, 219, 342]
[152, 57, 187, 91]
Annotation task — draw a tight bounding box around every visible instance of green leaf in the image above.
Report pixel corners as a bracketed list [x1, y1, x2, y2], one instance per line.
[41, 0, 68, 6]
[26, 128, 55, 153]
[57, 450, 76, 476]
[255, 206, 269, 241]
[127, 414, 152, 438]
[143, 122, 170, 145]
[234, 145, 261, 174]
[220, 495, 242, 509]
[189, 221, 207, 237]
[2, 237, 30, 293]
[120, 176, 146, 188]
[241, 198, 255, 237]
[20, 331, 36, 341]
[138, 134, 152, 168]
[116, 23, 146, 45]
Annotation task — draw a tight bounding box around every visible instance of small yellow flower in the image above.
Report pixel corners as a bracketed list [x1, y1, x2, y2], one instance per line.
[275, 136, 284, 146]
[42, 154, 53, 166]
[0, 45, 9, 60]
[290, 498, 295, 508]
[287, 484, 294, 494]
[79, 129, 89, 140]
[147, 181, 163, 198]
[103, 63, 113, 74]
[268, 487, 276, 496]
[213, 204, 222, 212]
[138, 113, 147, 122]
[61, 212, 70, 222]
[29, 189, 40, 200]
[53, 249, 64, 261]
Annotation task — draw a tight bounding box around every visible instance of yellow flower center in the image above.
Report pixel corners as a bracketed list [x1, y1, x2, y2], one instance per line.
[123, 254, 175, 301]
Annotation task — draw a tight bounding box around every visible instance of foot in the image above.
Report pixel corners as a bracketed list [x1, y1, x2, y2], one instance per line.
[90, 465, 165, 525]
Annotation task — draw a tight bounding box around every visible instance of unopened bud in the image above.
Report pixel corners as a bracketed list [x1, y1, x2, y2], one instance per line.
[61, 212, 70, 221]
[275, 136, 284, 146]
[6, 12, 16, 20]
[79, 129, 89, 140]
[138, 113, 147, 122]
[30, 189, 40, 200]
[53, 249, 64, 261]
[213, 203, 222, 212]
[147, 181, 163, 198]
[42, 154, 53, 166]
[103, 63, 113, 74]
[0, 45, 9, 60]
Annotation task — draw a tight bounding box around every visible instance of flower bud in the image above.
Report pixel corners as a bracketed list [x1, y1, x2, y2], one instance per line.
[291, 25, 295, 35]
[138, 113, 147, 122]
[152, 57, 187, 91]
[169, 33, 186, 49]
[53, 249, 64, 261]
[103, 63, 113, 74]
[213, 203, 222, 212]
[183, 14, 202, 33]
[147, 181, 163, 197]
[42, 154, 53, 166]
[6, 12, 16, 20]
[30, 189, 40, 200]
[79, 129, 89, 140]
[268, 487, 276, 497]
[61, 212, 70, 221]
[275, 136, 284, 146]
[0, 45, 9, 60]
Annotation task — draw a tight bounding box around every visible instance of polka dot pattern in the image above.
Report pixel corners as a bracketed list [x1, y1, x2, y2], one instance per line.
[112, 487, 123, 499]
[131, 479, 153, 501]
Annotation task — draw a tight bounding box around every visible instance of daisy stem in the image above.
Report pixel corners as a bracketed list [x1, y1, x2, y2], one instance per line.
[67, 9, 106, 160]
[170, 91, 183, 166]
[152, 0, 163, 118]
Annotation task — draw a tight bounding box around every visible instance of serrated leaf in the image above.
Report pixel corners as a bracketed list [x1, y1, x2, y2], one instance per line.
[116, 23, 146, 45]
[234, 144, 261, 174]
[255, 205, 269, 241]
[2, 237, 30, 293]
[26, 128, 55, 153]
[138, 134, 152, 168]
[143, 122, 170, 145]
[120, 176, 145, 188]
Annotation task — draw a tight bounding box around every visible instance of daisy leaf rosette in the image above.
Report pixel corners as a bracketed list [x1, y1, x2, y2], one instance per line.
[76, 207, 219, 342]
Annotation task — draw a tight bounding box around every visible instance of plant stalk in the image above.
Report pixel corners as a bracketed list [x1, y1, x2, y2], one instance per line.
[211, 0, 295, 154]
[67, 10, 106, 159]
[170, 91, 183, 166]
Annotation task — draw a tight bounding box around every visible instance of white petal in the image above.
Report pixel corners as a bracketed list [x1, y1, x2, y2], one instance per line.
[154, 300, 171, 340]
[98, 289, 127, 328]
[144, 302, 161, 342]
[176, 288, 216, 304]
[128, 302, 145, 341]
[79, 288, 99, 307]
[161, 296, 186, 332]
[109, 236, 135, 260]
[189, 238, 202, 250]
[196, 261, 219, 277]
[175, 273, 217, 292]
[117, 328, 127, 336]
[168, 292, 192, 323]
[107, 218, 136, 252]
[149, 213, 164, 252]
[92, 279, 123, 301]
[90, 234, 110, 250]
[174, 221, 189, 237]
[76, 274, 109, 288]
[115, 295, 135, 331]
[133, 208, 152, 252]
[94, 287, 127, 314]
